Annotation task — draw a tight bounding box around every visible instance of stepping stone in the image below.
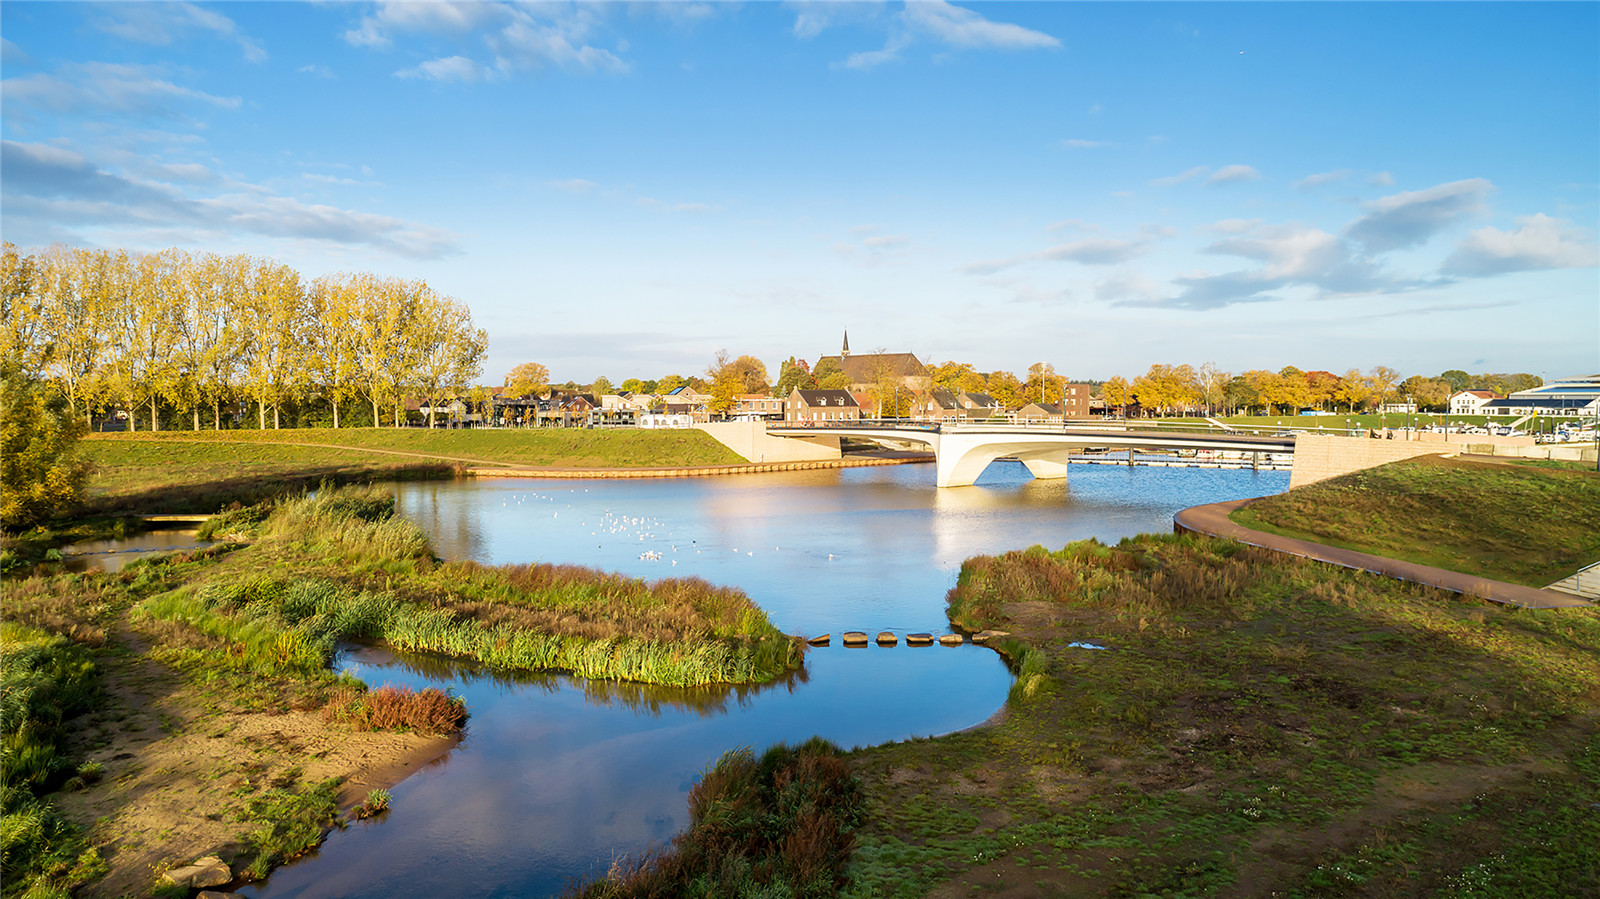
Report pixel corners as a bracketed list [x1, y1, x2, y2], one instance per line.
[939, 634, 964, 646]
[842, 631, 869, 647]
[905, 633, 934, 646]
[162, 856, 231, 889]
[806, 634, 830, 646]
[875, 631, 897, 646]
[972, 629, 1011, 645]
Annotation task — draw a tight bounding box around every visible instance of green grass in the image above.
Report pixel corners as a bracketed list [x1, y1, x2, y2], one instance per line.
[83, 427, 745, 470]
[238, 774, 344, 879]
[1231, 454, 1600, 586]
[843, 533, 1600, 897]
[73, 428, 747, 515]
[0, 623, 107, 899]
[134, 488, 802, 687]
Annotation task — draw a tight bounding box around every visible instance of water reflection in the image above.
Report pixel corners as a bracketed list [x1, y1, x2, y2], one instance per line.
[60, 529, 211, 573]
[342, 643, 811, 720]
[246, 461, 1285, 898]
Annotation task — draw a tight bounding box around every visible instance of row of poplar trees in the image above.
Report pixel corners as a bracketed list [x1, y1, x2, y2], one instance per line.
[1, 243, 487, 430]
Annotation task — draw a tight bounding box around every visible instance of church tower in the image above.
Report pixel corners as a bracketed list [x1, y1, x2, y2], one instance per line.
[841, 328, 850, 357]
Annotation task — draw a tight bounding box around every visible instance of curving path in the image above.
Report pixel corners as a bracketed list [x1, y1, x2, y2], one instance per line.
[1174, 499, 1592, 609]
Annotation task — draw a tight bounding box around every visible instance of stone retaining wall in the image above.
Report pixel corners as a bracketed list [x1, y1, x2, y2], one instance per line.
[465, 456, 930, 480]
[1287, 434, 1451, 489]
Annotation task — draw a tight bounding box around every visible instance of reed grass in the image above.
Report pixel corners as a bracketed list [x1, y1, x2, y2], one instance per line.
[0, 624, 106, 897]
[571, 737, 862, 898]
[162, 486, 804, 685]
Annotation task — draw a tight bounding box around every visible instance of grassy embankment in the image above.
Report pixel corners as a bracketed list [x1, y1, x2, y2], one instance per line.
[1153, 413, 1592, 433]
[76, 428, 747, 515]
[826, 457, 1600, 897]
[1232, 455, 1600, 587]
[2, 486, 799, 897]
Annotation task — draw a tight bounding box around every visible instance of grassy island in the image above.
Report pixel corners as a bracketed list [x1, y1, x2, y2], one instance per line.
[2, 486, 799, 898]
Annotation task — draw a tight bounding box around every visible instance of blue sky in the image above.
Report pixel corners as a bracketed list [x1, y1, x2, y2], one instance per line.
[3, 1, 1596, 385]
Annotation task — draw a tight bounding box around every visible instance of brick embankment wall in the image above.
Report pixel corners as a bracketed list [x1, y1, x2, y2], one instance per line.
[465, 456, 931, 480]
[1288, 434, 1450, 489]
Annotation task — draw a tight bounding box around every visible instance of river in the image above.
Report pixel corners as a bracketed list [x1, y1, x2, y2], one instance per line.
[241, 460, 1286, 898]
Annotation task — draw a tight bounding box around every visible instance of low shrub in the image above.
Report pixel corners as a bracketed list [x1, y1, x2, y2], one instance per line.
[571, 737, 862, 898]
[321, 684, 467, 735]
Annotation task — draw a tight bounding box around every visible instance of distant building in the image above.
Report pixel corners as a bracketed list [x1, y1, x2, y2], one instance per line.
[1449, 390, 1501, 416]
[1480, 374, 1600, 417]
[814, 330, 931, 393]
[785, 388, 861, 424]
[731, 394, 785, 421]
[958, 391, 1005, 417]
[1016, 402, 1064, 424]
[914, 388, 964, 422]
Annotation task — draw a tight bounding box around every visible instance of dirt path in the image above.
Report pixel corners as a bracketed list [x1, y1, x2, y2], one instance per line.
[1175, 498, 1591, 609]
[54, 615, 456, 897]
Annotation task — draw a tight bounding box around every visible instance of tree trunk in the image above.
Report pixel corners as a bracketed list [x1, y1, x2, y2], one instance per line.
[214, 400, 221, 430]
[151, 397, 160, 432]
[274, 405, 281, 429]
[372, 397, 381, 428]
[193, 406, 200, 430]
[258, 401, 266, 430]
[332, 401, 340, 429]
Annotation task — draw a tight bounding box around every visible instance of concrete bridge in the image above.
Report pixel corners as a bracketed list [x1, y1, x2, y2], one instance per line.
[766, 421, 1297, 487]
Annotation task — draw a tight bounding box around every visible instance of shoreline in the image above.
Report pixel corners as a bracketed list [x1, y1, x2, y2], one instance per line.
[466, 453, 934, 479]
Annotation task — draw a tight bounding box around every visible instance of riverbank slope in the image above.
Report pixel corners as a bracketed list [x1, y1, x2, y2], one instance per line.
[841, 460, 1599, 896]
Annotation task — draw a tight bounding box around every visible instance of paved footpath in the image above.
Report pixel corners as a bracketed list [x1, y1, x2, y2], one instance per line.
[1175, 499, 1592, 609]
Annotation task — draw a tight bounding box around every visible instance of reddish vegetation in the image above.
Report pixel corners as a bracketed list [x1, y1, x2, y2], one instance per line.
[321, 685, 467, 735]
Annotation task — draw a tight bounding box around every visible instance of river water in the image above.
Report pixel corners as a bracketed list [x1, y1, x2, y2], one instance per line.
[242, 461, 1286, 898]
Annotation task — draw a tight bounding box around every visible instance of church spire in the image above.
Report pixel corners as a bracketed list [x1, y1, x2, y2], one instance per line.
[841, 328, 850, 357]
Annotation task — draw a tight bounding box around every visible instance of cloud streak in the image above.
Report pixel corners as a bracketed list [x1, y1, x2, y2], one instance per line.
[1345, 178, 1492, 252]
[0, 140, 460, 258]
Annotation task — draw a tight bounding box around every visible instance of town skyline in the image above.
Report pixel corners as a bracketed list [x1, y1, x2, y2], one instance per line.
[2, 1, 1595, 381]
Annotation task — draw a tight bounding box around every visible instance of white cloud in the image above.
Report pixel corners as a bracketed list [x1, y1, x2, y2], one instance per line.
[837, 36, 910, 71]
[1345, 178, 1492, 253]
[1206, 218, 1261, 235]
[304, 173, 384, 187]
[1205, 164, 1260, 186]
[1, 62, 240, 121]
[298, 63, 335, 79]
[1442, 214, 1599, 276]
[903, 0, 1060, 50]
[830, 1, 1057, 70]
[345, 2, 627, 76]
[1094, 272, 1166, 305]
[1150, 165, 1208, 188]
[0, 140, 459, 258]
[1060, 138, 1114, 149]
[548, 178, 598, 194]
[1369, 171, 1395, 187]
[965, 236, 1148, 275]
[397, 55, 496, 82]
[862, 234, 907, 249]
[1150, 223, 1397, 309]
[2, 38, 31, 65]
[91, 2, 267, 62]
[1293, 169, 1350, 190]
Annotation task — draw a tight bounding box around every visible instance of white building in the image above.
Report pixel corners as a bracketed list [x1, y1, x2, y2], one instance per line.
[1480, 375, 1600, 417]
[1449, 390, 1500, 415]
